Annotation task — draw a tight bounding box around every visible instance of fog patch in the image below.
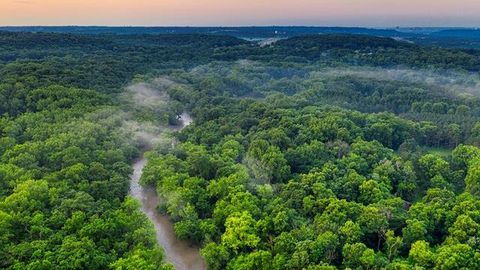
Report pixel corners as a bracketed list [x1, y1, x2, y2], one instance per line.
[235, 59, 258, 67]
[122, 119, 170, 149]
[121, 77, 183, 150]
[126, 82, 169, 109]
[152, 77, 176, 88]
[313, 67, 480, 98]
[258, 38, 282, 47]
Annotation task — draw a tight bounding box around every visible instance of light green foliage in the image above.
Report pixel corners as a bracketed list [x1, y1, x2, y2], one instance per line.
[339, 220, 363, 244]
[227, 250, 273, 270]
[111, 248, 171, 270]
[409, 240, 434, 268]
[385, 230, 403, 261]
[221, 211, 261, 253]
[464, 158, 480, 196]
[434, 243, 478, 269]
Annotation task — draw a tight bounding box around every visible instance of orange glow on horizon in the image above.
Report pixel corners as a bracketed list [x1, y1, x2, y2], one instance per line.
[1, 0, 479, 27]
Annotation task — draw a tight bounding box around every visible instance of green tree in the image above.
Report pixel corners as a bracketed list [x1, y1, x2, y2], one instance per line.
[409, 240, 434, 268]
[221, 211, 260, 253]
[434, 243, 478, 270]
[342, 242, 375, 269]
[201, 243, 230, 270]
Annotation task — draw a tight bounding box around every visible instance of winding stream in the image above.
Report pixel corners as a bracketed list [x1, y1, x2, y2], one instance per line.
[129, 113, 206, 270]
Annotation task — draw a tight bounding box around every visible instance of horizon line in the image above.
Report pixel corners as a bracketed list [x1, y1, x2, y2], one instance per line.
[1, 25, 480, 29]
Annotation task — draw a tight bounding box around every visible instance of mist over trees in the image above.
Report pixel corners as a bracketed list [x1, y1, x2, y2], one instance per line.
[2, 31, 480, 269]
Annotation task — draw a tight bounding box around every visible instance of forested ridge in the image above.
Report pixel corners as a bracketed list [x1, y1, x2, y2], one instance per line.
[2, 26, 480, 49]
[2, 31, 480, 269]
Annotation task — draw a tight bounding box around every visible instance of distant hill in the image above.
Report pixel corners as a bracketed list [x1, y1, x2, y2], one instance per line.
[275, 34, 413, 50]
[1, 26, 480, 49]
[430, 29, 480, 38]
[0, 26, 406, 38]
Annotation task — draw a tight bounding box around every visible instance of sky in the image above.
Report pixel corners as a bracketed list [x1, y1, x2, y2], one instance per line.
[1, 0, 480, 27]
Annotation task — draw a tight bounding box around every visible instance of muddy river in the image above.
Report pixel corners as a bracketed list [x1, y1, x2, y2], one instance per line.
[129, 113, 206, 270]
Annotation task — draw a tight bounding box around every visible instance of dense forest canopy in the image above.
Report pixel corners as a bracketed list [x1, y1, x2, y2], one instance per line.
[2, 30, 480, 269]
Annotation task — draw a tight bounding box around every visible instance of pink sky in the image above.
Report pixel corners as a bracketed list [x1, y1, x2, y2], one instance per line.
[1, 0, 479, 27]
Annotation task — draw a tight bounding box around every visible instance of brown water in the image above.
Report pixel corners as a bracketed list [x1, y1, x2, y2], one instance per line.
[129, 113, 206, 270]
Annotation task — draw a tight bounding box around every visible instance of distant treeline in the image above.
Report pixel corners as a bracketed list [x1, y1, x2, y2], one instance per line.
[3, 26, 480, 48]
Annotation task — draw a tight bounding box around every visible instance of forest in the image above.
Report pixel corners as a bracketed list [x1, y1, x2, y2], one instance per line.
[2, 31, 480, 269]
